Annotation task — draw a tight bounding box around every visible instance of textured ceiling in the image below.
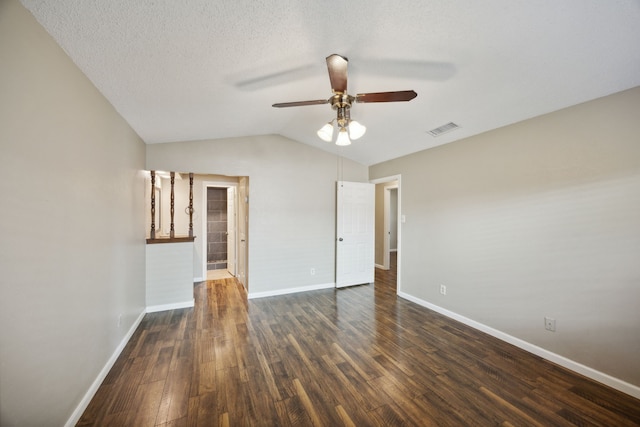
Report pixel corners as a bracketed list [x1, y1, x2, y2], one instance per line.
[19, 0, 640, 166]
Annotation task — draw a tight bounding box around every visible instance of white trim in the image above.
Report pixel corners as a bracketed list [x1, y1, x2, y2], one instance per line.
[193, 276, 204, 283]
[64, 309, 146, 427]
[146, 299, 194, 313]
[397, 291, 640, 400]
[375, 263, 387, 270]
[248, 283, 335, 299]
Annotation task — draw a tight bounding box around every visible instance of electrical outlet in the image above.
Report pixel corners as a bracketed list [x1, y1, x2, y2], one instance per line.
[440, 284, 447, 295]
[310, 268, 316, 276]
[544, 317, 556, 332]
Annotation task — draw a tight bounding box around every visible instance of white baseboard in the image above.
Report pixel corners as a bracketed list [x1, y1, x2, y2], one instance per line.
[146, 299, 195, 313]
[397, 291, 640, 400]
[375, 263, 385, 269]
[248, 282, 335, 299]
[65, 309, 146, 427]
[193, 276, 204, 283]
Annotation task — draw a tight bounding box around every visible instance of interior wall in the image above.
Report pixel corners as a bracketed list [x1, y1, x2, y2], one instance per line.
[146, 135, 368, 295]
[0, 1, 146, 426]
[369, 86, 640, 389]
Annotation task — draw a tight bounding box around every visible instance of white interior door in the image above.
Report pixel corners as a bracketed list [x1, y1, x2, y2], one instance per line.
[227, 187, 236, 276]
[336, 181, 375, 288]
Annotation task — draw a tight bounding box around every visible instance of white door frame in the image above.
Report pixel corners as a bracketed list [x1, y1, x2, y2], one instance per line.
[201, 181, 238, 281]
[226, 187, 237, 277]
[370, 175, 402, 293]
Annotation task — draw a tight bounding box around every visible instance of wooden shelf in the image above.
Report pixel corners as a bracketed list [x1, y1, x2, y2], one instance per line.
[146, 236, 196, 244]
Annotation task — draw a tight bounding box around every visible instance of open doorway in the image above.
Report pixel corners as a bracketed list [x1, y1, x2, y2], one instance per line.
[382, 183, 398, 270]
[371, 175, 401, 292]
[205, 186, 236, 280]
[201, 178, 248, 287]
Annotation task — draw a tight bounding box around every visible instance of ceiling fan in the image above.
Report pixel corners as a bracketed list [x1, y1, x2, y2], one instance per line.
[272, 54, 417, 146]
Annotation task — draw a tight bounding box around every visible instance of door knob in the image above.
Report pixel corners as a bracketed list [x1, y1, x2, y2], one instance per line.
[338, 237, 343, 241]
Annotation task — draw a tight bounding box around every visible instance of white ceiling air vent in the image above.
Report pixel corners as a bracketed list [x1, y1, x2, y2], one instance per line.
[428, 122, 460, 137]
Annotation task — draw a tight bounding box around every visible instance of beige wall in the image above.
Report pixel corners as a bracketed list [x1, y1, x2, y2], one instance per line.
[370, 86, 640, 388]
[0, 1, 146, 425]
[146, 135, 368, 295]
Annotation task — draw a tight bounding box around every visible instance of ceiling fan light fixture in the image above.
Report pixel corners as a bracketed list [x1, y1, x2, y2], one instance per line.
[335, 127, 351, 146]
[273, 54, 417, 148]
[317, 121, 334, 142]
[348, 120, 366, 140]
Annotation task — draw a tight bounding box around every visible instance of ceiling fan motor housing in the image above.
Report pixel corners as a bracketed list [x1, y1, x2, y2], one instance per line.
[331, 94, 354, 128]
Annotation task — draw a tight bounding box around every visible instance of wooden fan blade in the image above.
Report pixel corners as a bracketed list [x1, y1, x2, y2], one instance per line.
[326, 54, 348, 94]
[355, 90, 418, 103]
[272, 99, 329, 108]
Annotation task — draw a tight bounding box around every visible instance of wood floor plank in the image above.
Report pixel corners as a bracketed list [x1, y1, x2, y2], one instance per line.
[292, 378, 325, 427]
[331, 343, 374, 381]
[412, 390, 475, 427]
[369, 403, 410, 427]
[272, 399, 293, 427]
[335, 404, 357, 427]
[283, 395, 313, 426]
[319, 354, 383, 412]
[479, 386, 547, 427]
[533, 376, 639, 426]
[125, 379, 165, 426]
[75, 382, 117, 426]
[185, 396, 198, 427]
[159, 368, 191, 424]
[77, 253, 640, 426]
[253, 341, 283, 401]
[105, 369, 145, 416]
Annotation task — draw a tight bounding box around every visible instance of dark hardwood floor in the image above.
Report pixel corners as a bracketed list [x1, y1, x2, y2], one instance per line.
[78, 254, 640, 426]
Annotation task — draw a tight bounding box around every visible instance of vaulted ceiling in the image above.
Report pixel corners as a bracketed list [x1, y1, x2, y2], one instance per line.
[20, 0, 640, 165]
